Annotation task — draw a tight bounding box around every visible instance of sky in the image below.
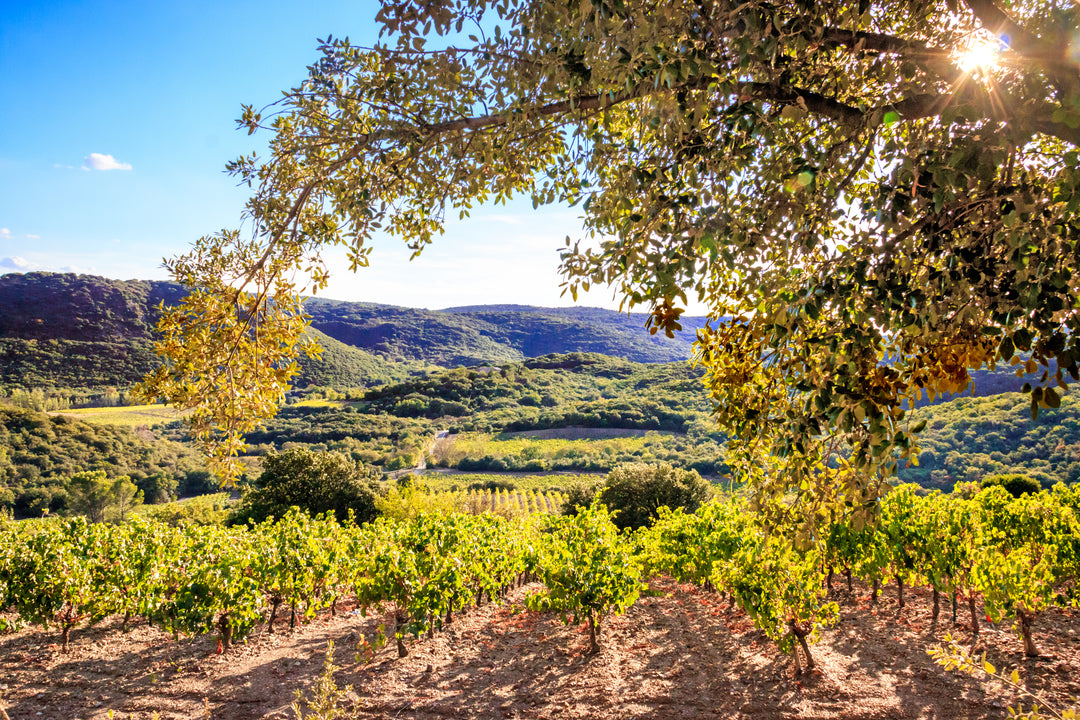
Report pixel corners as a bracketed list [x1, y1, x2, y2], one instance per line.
[0, 0, 638, 311]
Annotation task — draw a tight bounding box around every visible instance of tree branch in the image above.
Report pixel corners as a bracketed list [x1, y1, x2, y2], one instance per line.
[819, 28, 951, 60]
[964, 0, 1080, 86]
[964, 0, 1049, 60]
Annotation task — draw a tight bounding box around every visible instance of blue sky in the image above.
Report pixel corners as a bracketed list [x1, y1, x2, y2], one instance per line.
[0, 0, 630, 310]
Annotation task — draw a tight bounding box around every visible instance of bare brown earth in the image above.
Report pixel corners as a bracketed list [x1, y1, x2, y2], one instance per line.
[1, 578, 1078, 720]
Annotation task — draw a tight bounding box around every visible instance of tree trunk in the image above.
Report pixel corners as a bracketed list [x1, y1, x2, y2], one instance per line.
[219, 614, 233, 651]
[932, 587, 940, 624]
[331, 597, 337, 617]
[871, 577, 879, 603]
[789, 620, 815, 672]
[445, 608, 453, 625]
[896, 575, 905, 614]
[968, 595, 979, 637]
[826, 567, 834, 594]
[1018, 608, 1040, 657]
[61, 622, 74, 653]
[121, 612, 131, 633]
[267, 598, 281, 635]
[952, 591, 958, 624]
[587, 612, 600, 654]
[845, 568, 853, 593]
[290, 601, 297, 630]
[396, 610, 408, 658]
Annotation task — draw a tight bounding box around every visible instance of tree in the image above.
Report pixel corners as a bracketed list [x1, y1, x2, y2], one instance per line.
[109, 477, 143, 523]
[66, 471, 144, 523]
[134, 471, 179, 505]
[141, 0, 1080, 512]
[980, 473, 1043, 497]
[231, 447, 383, 525]
[598, 461, 710, 529]
[66, 471, 113, 524]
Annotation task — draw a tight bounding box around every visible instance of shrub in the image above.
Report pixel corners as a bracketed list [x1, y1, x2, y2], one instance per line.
[230, 448, 383, 525]
[561, 479, 602, 517]
[980, 473, 1043, 498]
[599, 462, 710, 530]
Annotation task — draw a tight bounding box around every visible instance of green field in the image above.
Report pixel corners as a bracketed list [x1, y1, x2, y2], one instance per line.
[54, 404, 186, 427]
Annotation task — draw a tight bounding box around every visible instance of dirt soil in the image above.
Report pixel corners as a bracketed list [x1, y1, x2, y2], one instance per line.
[1, 578, 1078, 720]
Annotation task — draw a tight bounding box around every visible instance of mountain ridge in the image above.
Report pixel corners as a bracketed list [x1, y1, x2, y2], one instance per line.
[0, 272, 709, 390]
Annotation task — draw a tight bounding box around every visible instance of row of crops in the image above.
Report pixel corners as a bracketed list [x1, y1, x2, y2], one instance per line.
[643, 482, 1080, 667]
[0, 483, 1078, 667]
[459, 487, 566, 514]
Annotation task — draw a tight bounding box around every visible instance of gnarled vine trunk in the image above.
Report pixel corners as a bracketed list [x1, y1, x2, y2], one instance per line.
[587, 612, 600, 655]
[1017, 608, 1040, 657]
[788, 620, 815, 674]
[395, 610, 408, 658]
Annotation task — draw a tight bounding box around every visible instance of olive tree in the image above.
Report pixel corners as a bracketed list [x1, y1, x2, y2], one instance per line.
[140, 0, 1080, 520]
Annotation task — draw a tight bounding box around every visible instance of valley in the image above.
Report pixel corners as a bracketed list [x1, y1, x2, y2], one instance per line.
[2, 271, 1079, 720]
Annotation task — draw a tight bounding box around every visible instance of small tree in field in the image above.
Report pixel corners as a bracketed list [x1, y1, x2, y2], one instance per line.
[599, 462, 710, 530]
[231, 448, 383, 525]
[66, 471, 112, 524]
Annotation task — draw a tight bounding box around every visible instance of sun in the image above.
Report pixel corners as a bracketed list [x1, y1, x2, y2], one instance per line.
[957, 38, 1001, 73]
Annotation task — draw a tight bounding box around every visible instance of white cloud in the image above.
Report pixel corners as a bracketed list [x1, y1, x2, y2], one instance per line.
[82, 153, 133, 171]
[25, 234, 40, 239]
[0, 256, 34, 271]
[0, 228, 11, 239]
[0, 256, 96, 276]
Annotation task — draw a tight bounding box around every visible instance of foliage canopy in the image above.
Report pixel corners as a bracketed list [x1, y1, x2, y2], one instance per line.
[231, 447, 383, 525]
[143, 0, 1080, 514]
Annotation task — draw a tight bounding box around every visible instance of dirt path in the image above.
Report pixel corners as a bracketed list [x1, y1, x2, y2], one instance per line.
[1, 579, 1078, 720]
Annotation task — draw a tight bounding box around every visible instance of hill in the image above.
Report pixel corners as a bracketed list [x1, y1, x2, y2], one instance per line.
[0, 405, 207, 517]
[1, 271, 1049, 396]
[0, 273, 711, 394]
[0, 273, 429, 392]
[247, 352, 728, 475]
[299, 297, 710, 365]
[900, 391, 1080, 490]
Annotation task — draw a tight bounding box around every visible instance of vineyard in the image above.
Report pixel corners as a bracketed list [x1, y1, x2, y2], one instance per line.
[1, 483, 1079, 718]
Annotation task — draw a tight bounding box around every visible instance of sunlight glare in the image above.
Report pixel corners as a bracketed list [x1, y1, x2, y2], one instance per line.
[957, 39, 1000, 73]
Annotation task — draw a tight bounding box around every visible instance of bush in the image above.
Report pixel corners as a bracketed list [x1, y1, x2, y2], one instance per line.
[980, 473, 1043, 498]
[598, 462, 710, 530]
[561, 480, 602, 517]
[230, 448, 384, 525]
